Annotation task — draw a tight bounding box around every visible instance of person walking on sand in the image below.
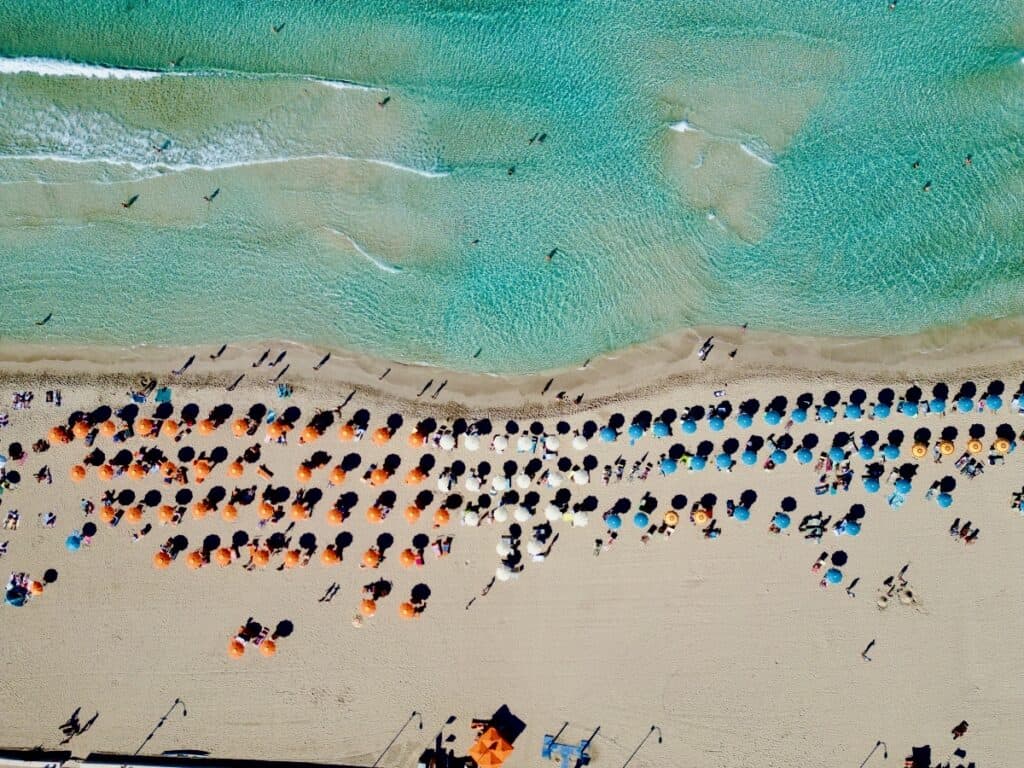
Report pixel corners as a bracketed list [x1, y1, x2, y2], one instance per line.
[252, 349, 270, 367]
[172, 355, 195, 377]
[952, 721, 968, 739]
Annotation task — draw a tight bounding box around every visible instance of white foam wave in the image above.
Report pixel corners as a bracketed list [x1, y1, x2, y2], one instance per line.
[0, 55, 382, 92]
[324, 228, 404, 274]
[739, 142, 777, 167]
[669, 119, 692, 134]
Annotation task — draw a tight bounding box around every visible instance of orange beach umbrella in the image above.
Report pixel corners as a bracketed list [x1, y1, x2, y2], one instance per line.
[259, 639, 277, 657]
[153, 550, 172, 569]
[372, 427, 391, 445]
[329, 466, 347, 485]
[468, 728, 514, 767]
[327, 507, 345, 525]
[232, 418, 250, 437]
[72, 420, 91, 439]
[198, 419, 216, 436]
[100, 420, 117, 437]
[228, 638, 245, 658]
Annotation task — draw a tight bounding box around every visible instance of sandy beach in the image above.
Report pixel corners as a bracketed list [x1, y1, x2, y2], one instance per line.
[2, 320, 1024, 768]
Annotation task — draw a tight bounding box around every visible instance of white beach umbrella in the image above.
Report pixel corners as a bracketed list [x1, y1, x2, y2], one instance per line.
[514, 505, 532, 522]
[495, 564, 513, 582]
[462, 510, 480, 527]
[517, 435, 534, 452]
[496, 540, 513, 557]
[464, 476, 481, 493]
[437, 475, 452, 492]
[526, 539, 544, 556]
[493, 505, 510, 523]
[464, 434, 481, 452]
[515, 473, 531, 489]
[572, 469, 590, 486]
[491, 475, 511, 492]
[572, 510, 590, 528]
[544, 503, 562, 522]
[572, 435, 588, 451]
[438, 433, 456, 451]
[492, 435, 508, 453]
[544, 436, 560, 452]
[546, 471, 564, 488]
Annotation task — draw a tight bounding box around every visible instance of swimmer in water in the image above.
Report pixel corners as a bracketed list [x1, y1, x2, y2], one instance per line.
[377, 96, 391, 108]
[964, 154, 972, 166]
[507, 166, 516, 176]
[911, 160, 920, 169]
[923, 181, 932, 192]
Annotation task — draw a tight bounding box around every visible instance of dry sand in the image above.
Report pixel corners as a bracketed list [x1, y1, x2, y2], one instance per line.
[1, 321, 1024, 768]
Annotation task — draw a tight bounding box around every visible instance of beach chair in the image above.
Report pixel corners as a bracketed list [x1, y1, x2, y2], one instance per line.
[886, 491, 906, 510]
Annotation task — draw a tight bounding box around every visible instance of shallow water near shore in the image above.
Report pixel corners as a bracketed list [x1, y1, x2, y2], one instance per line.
[0, 0, 1022, 372]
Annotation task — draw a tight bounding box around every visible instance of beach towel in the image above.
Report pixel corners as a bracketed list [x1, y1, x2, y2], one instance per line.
[155, 387, 172, 403]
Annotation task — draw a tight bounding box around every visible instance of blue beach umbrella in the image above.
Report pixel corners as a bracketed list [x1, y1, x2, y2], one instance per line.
[796, 448, 813, 464]
[873, 403, 891, 418]
[708, 416, 724, 432]
[828, 446, 845, 462]
[764, 410, 781, 426]
[736, 413, 753, 429]
[937, 492, 953, 508]
[843, 521, 862, 537]
[863, 476, 880, 493]
[653, 421, 670, 438]
[772, 512, 791, 530]
[819, 406, 836, 423]
[900, 401, 919, 417]
[605, 514, 622, 530]
[825, 567, 843, 585]
[986, 394, 1003, 411]
[682, 419, 697, 435]
[632, 511, 650, 529]
[791, 408, 807, 424]
[957, 397, 973, 413]
[4, 587, 28, 607]
[65, 534, 82, 552]
[858, 445, 875, 461]
[689, 455, 707, 471]
[628, 424, 644, 442]
[733, 506, 750, 522]
[930, 398, 946, 414]
[894, 478, 912, 494]
[883, 444, 900, 460]
[844, 404, 863, 420]
[599, 427, 617, 442]
[741, 450, 757, 466]
[715, 453, 733, 470]
[660, 457, 678, 475]
[770, 449, 787, 465]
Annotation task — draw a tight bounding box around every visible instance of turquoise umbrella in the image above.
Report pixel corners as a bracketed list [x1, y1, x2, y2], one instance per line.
[791, 408, 807, 424]
[796, 448, 813, 464]
[741, 450, 757, 466]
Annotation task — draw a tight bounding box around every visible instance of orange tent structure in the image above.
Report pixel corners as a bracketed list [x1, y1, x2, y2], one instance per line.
[468, 727, 514, 768]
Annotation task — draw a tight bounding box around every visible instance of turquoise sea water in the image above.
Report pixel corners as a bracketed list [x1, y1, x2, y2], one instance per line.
[0, 1, 1021, 372]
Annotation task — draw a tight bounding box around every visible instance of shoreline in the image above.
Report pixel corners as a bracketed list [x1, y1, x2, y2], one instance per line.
[2, 315, 1024, 416]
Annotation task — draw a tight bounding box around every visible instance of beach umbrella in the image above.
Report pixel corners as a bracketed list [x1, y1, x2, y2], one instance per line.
[689, 455, 707, 471]
[438, 434, 456, 451]
[496, 540, 513, 557]
[708, 416, 724, 432]
[492, 505, 509, 523]
[900, 402, 919, 417]
[296, 464, 312, 483]
[526, 539, 544, 556]
[65, 534, 82, 552]
[770, 449, 787, 465]
[259, 639, 278, 657]
[433, 508, 451, 526]
[796, 448, 813, 464]
[252, 549, 270, 567]
[937, 492, 953, 508]
[664, 511, 680, 526]
[402, 505, 420, 524]
[464, 509, 481, 527]
[406, 467, 426, 484]
[682, 419, 697, 434]
[986, 394, 1003, 411]
[198, 419, 217, 436]
[407, 430, 426, 447]
[546, 471, 564, 488]
[70, 464, 87, 482]
[491, 475, 511, 491]
[994, 438, 1011, 454]
[736, 413, 753, 429]
[873, 403, 891, 418]
[99, 506, 116, 525]
[4, 587, 28, 608]
[715, 453, 732, 470]
[159, 505, 176, 524]
[572, 469, 590, 485]
[400, 549, 417, 567]
[764, 410, 781, 426]
[362, 549, 381, 568]
[98, 464, 115, 480]
[819, 406, 835, 423]
[232, 418, 250, 437]
[544, 503, 562, 522]
[465, 476, 482, 493]
[228, 639, 245, 659]
[372, 427, 391, 445]
[844, 403, 863, 420]
[741, 450, 757, 466]
[215, 547, 233, 567]
[495, 565, 513, 582]
[938, 440, 954, 456]
[100, 420, 117, 437]
[544, 436, 560, 452]
[227, 461, 244, 479]
[957, 397, 973, 413]
[843, 521, 861, 536]
[571, 510, 589, 527]
[27, 580, 44, 596]
[930, 398, 946, 413]
[572, 435, 588, 450]
[733, 506, 750, 522]
[267, 422, 287, 440]
[153, 549, 173, 569]
[221, 503, 238, 523]
[129, 462, 147, 480]
[772, 512, 791, 530]
[661, 457, 679, 474]
[515, 473, 531, 489]
[882, 444, 900, 460]
[693, 509, 710, 525]
[398, 602, 418, 619]
[328, 507, 346, 525]
[360, 599, 377, 617]
[911, 442, 927, 459]
[791, 408, 807, 424]
[186, 551, 204, 570]
[599, 427, 617, 442]
[966, 439, 983, 454]
[514, 505, 531, 523]
[162, 419, 179, 437]
[464, 434, 481, 452]
[828, 446, 845, 462]
[858, 445, 875, 461]
[292, 502, 311, 520]
[72, 420, 90, 439]
[329, 466, 347, 485]
[825, 567, 843, 584]
[653, 421, 670, 437]
[492, 435, 509, 452]
[517, 435, 534, 452]
[894, 478, 912, 494]
[366, 506, 383, 523]
[370, 468, 390, 486]
[632, 511, 650, 528]
[863, 476, 880, 493]
[628, 424, 644, 442]
[125, 505, 144, 524]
